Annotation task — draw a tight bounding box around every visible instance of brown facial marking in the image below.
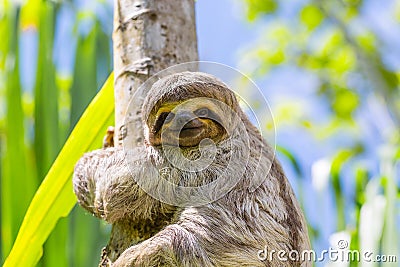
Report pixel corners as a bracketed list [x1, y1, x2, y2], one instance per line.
[148, 99, 227, 147]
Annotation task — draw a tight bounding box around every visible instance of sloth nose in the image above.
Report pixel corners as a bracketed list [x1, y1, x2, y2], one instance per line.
[176, 111, 194, 126]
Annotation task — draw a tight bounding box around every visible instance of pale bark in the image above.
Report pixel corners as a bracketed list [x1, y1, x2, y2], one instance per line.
[106, 0, 198, 264]
[113, 0, 198, 147]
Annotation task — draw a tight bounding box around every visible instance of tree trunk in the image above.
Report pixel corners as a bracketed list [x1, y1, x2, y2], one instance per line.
[104, 0, 198, 264]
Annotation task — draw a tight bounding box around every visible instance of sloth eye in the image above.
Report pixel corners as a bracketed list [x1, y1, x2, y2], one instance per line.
[160, 112, 175, 124]
[153, 112, 174, 133]
[195, 108, 209, 117]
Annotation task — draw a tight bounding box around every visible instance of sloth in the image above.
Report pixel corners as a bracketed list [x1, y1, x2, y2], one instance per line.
[73, 72, 311, 266]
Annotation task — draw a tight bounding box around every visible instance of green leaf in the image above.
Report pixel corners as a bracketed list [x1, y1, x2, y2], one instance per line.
[276, 145, 303, 178]
[3, 73, 114, 267]
[245, 0, 277, 21]
[356, 33, 377, 53]
[350, 167, 368, 252]
[20, 0, 41, 29]
[32, 3, 67, 264]
[34, 1, 59, 180]
[376, 63, 399, 93]
[70, 21, 98, 128]
[266, 49, 285, 65]
[329, 46, 356, 74]
[332, 88, 359, 119]
[1, 5, 37, 261]
[330, 146, 363, 231]
[300, 5, 324, 30]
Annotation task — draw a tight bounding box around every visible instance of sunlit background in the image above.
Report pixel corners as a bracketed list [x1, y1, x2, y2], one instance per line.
[1, 0, 399, 266]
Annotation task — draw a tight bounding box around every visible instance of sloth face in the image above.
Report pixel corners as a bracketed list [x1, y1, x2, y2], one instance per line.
[147, 98, 227, 147]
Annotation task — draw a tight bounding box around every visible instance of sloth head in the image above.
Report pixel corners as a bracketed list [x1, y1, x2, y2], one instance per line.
[142, 72, 241, 148]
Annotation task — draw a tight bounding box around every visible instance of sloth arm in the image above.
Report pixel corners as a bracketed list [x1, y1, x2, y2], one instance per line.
[73, 148, 213, 266]
[112, 206, 272, 267]
[73, 146, 155, 223]
[112, 223, 215, 267]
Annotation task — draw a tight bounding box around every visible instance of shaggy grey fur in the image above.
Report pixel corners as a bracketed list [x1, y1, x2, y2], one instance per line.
[73, 72, 311, 266]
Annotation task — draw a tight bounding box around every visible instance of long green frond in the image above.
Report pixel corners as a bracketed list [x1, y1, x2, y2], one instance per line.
[3, 73, 114, 267]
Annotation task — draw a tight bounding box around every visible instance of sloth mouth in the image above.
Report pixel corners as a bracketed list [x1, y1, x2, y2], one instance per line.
[158, 119, 207, 147]
[179, 126, 203, 138]
[168, 119, 204, 137]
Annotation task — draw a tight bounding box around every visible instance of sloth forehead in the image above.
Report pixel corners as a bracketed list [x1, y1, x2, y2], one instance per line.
[156, 98, 221, 114]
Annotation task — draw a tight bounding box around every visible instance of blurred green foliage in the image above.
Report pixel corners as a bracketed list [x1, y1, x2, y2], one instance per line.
[243, 0, 399, 265]
[1, 0, 113, 266]
[245, 0, 277, 21]
[3, 73, 114, 267]
[1, 0, 399, 266]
